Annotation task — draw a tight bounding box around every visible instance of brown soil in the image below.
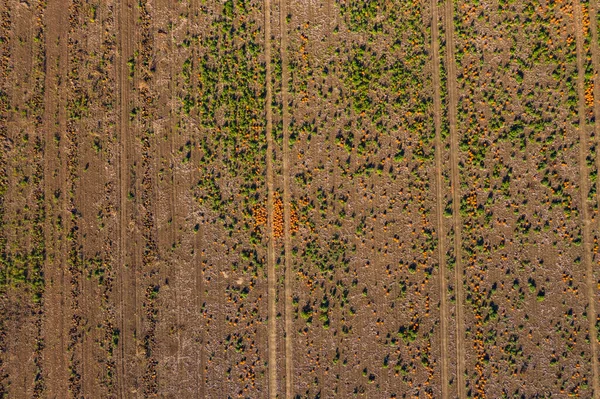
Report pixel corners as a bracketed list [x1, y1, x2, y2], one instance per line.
[1, 0, 600, 398]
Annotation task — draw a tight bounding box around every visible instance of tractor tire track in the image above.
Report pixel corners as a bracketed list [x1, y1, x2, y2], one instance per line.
[153, 0, 179, 394]
[265, 0, 278, 395]
[279, 0, 293, 396]
[591, 2, 600, 394]
[168, 7, 183, 392]
[116, 0, 135, 396]
[443, 0, 466, 397]
[41, 1, 69, 397]
[192, 123, 206, 399]
[574, 1, 600, 397]
[431, 0, 450, 397]
[188, 1, 205, 397]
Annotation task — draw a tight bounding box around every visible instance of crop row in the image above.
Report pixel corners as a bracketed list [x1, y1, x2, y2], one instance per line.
[453, 0, 594, 396]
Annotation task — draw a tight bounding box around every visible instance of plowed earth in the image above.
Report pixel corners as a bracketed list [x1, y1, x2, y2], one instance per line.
[1, 1, 600, 398]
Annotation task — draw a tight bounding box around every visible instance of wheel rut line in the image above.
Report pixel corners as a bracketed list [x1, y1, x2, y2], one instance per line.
[191, 126, 205, 399]
[591, 0, 600, 210]
[188, 0, 205, 396]
[165, 1, 183, 392]
[117, 1, 133, 397]
[279, 0, 293, 396]
[443, 0, 466, 397]
[41, 1, 68, 397]
[430, 0, 449, 397]
[191, 166, 204, 399]
[265, 0, 278, 396]
[574, 2, 600, 397]
[591, 3, 600, 396]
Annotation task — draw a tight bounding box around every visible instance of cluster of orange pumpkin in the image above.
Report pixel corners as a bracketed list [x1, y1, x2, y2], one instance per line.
[252, 195, 298, 239]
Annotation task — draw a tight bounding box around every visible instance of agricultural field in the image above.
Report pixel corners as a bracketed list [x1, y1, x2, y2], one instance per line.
[1, 0, 600, 398]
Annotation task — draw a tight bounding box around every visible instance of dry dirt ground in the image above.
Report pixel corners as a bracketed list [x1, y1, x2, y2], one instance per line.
[1, 0, 600, 398]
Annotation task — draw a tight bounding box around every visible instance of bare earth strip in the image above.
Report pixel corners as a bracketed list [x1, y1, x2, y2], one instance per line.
[279, 0, 293, 396]
[41, 0, 69, 397]
[170, 23, 185, 398]
[592, 0, 600, 212]
[591, 4, 600, 397]
[117, 1, 134, 397]
[191, 103, 206, 399]
[154, 0, 180, 394]
[592, 0, 600, 232]
[171, 18, 182, 399]
[443, 0, 466, 397]
[192, 190, 205, 399]
[590, 4, 600, 397]
[430, 0, 449, 397]
[188, 1, 205, 396]
[264, 0, 278, 397]
[574, 2, 600, 397]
